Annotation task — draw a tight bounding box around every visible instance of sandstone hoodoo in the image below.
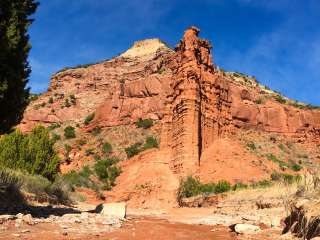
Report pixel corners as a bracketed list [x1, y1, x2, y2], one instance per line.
[18, 26, 320, 208]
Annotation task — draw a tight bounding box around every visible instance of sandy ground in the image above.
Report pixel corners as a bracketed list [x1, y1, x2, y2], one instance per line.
[0, 216, 236, 240]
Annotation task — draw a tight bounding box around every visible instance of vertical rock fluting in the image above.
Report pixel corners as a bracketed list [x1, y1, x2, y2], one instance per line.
[161, 27, 231, 175]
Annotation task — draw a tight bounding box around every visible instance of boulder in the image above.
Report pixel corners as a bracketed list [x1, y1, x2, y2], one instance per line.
[95, 202, 126, 218]
[234, 223, 261, 234]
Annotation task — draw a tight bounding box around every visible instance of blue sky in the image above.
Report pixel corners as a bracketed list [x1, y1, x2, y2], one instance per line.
[28, 0, 320, 105]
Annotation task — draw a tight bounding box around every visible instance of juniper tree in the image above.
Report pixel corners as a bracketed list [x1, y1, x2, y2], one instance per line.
[0, 0, 39, 133]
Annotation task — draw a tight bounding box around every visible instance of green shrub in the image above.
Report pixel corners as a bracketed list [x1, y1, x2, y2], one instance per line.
[61, 166, 94, 189]
[125, 137, 159, 158]
[69, 95, 76, 105]
[91, 126, 101, 136]
[135, 118, 154, 129]
[177, 176, 232, 202]
[84, 113, 95, 125]
[253, 180, 272, 188]
[48, 123, 61, 131]
[247, 142, 256, 150]
[291, 164, 303, 172]
[64, 126, 76, 139]
[214, 180, 231, 193]
[0, 169, 24, 205]
[64, 98, 71, 108]
[102, 142, 112, 154]
[266, 153, 289, 170]
[275, 95, 286, 104]
[48, 97, 53, 104]
[125, 142, 143, 158]
[177, 176, 202, 201]
[94, 158, 121, 186]
[142, 136, 159, 150]
[0, 126, 60, 180]
[51, 133, 61, 143]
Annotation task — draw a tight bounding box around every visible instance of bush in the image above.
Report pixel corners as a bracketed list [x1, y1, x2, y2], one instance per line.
[48, 97, 53, 104]
[142, 136, 159, 150]
[125, 142, 142, 158]
[135, 118, 154, 129]
[0, 169, 24, 205]
[247, 142, 256, 150]
[214, 180, 231, 193]
[84, 113, 95, 125]
[102, 142, 112, 154]
[94, 158, 121, 187]
[51, 133, 61, 143]
[61, 166, 95, 190]
[275, 95, 286, 104]
[266, 153, 289, 170]
[177, 176, 202, 200]
[64, 126, 76, 139]
[91, 126, 101, 136]
[0, 126, 60, 180]
[291, 164, 303, 172]
[125, 136, 159, 158]
[177, 176, 231, 202]
[48, 123, 61, 131]
[1, 168, 70, 204]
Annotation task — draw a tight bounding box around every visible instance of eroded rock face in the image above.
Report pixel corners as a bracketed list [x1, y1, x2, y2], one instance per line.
[19, 26, 320, 182]
[161, 27, 231, 176]
[18, 39, 174, 132]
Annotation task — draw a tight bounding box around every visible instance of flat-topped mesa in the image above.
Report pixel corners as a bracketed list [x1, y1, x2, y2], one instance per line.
[161, 26, 231, 176]
[120, 38, 171, 58]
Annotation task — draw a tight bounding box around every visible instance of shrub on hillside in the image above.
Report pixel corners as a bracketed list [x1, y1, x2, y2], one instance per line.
[84, 113, 95, 125]
[94, 158, 121, 187]
[102, 142, 112, 154]
[0, 126, 60, 180]
[64, 126, 76, 139]
[125, 142, 143, 158]
[142, 136, 159, 150]
[125, 136, 159, 158]
[91, 126, 101, 136]
[275, 95, 286, 104]
[135, 118, 154, 129]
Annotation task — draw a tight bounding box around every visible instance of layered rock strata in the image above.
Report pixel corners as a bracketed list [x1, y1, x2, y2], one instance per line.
[161, 27, 231, 175]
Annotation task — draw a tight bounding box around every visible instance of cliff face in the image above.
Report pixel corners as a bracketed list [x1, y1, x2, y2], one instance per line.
[19, 27, 320, 179]
[19, 39, 174, 132]
[161, 27, 232, 175]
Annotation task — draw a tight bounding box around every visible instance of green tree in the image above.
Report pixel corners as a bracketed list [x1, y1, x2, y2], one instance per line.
[0, 126, 59, 180]
[0, 0, 39, 133]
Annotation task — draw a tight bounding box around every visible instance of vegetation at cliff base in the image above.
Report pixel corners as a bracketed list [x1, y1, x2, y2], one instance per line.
[0, 0, 39, 134]
[0, 125, 59, 180]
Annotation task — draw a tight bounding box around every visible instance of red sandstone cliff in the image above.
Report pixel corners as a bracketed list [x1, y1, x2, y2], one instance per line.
[18, 27, 320, 207]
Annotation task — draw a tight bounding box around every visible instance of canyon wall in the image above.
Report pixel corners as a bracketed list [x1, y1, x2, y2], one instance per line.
[161, 27, 232, 175]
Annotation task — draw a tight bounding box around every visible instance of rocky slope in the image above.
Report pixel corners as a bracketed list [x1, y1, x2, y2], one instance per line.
[18, 26, 320, 208]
